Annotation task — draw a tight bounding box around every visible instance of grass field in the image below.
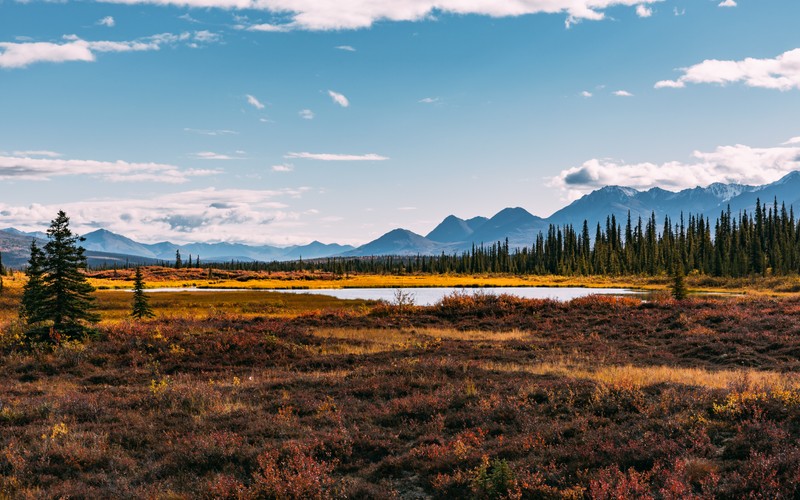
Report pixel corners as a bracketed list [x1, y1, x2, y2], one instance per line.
[3, 270, 800, 497]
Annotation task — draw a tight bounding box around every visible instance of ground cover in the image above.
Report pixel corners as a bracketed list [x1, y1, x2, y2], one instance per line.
[3, 287, 800, 497]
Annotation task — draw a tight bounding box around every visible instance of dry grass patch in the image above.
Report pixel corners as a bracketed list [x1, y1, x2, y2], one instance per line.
[483, 359, 800, 392]
[307, 327, 532, 355]
[417, 327, 531, 341]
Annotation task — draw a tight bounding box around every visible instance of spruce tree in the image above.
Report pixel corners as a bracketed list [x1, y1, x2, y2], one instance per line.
[41, 211, 99, 339]
[20, 241, 48, 327]
[671, 262, 688, 301]
[175, 249, 182, 269]
[131, 266, 154, 319]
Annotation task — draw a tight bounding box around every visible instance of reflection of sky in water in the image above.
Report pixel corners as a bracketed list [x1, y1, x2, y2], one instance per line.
[142, 287, 643, 306]
[281, 287, 643, 306]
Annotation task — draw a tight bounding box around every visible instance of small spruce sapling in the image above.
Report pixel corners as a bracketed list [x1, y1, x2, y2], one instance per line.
[671, 262, 688, 301]
[131, 267, 155, 319]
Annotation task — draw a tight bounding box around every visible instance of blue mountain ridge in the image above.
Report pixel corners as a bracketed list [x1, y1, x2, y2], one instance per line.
[3, 170, 800, 262]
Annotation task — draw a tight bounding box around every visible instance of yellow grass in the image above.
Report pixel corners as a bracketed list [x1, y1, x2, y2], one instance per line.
[87, 273, 659, 291]
[92, 289, 373, 323]
[482, 359, 800, 392]
[84, 270, 800, 297]
[306, 327, 532, 355]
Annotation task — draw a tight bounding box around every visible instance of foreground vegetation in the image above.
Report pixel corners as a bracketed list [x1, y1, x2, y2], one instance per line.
[3, 281, 800, 497]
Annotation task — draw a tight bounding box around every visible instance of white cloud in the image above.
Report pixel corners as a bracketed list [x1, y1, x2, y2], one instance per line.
[655, 48, 800, 91]
[418, 97, 439, 103]
[12, 150, 62, 158]
[272, 163, 294, 172]
[0, 187, 316, 245]
[673, 7, 685, 15]
[245, 23, 292, 32]
[397, 206, 417, 211]
[783, 136, 800, 145]
[549, 141, 800, 200]
[193, 30, 221, 43]
[327, 90, 350, 107]
[653, 79, 685, 89]
[613, 90, 634, 96]
[193, 151, 245, 160]
[178, 13, 201, 22]
[635, 4, 652, 17]
[183, 128, 238, 136]
[97, 16, 116, 27]
[100, 0, 663, 31]
[580, 90, 593, 97]
[718, 0, 737, 7]
[245, 94, 265, 109]
[285, 152, 389, 161]
[0, 32, 218, 69]
[0, 154, 218, 183]
[335, 45, 356, 51]
[299, 109, 314, 119]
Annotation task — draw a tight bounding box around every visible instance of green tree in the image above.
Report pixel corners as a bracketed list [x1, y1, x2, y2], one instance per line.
[20, 241, 48, 328]
[671, 262, 688, 301]
[41, 211, 99, 339]
[175, 249, 182, 269]
[131, 267, 154, 319]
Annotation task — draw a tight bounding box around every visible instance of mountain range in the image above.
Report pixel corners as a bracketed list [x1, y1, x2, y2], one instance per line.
[3, 171, 800, 266]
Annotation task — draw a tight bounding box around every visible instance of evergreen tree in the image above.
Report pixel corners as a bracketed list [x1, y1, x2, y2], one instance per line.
[20, 241, 48, 327]
[131, 267, 154, 319]
[0, 250, 4, 294]
[175, 249, 182, 269]
[671, 262, 688, 301]
[41, 211, 99, 339]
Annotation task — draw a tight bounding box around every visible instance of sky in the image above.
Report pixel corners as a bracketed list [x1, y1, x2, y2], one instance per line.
[1, 0, 800, 246]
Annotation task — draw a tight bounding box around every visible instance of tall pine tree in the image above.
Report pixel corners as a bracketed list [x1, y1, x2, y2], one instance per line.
[41, 211, 99, 339]
[20, 241, 48, 328]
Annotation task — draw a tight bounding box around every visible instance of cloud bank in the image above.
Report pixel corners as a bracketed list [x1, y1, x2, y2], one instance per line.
[0, 154, 218, 183]
[100, 0, 663, 31]
[656, 48, 800, 91]
[0, 31, 219, 68]
[549, 140, 800, 200]
[0, 187, 315, 245]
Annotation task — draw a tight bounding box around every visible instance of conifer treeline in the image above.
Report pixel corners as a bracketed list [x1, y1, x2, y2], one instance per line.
[263, 199, 800, 277]
[100, 198, 800, 278]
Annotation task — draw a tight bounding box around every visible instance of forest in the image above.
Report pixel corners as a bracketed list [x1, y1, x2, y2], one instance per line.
[189, 199, 800, 278]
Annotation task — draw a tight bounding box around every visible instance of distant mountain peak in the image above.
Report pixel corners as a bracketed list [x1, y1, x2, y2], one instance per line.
[599, 185, 639, 197]
[704, 182, 751, 202]
[771, 170, 800, 186]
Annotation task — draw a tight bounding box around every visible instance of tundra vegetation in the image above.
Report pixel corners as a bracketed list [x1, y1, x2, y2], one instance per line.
[2, 270, 800, 497]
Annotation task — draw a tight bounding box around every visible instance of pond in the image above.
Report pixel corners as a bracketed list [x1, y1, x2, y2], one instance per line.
[142, 286, 646, 306]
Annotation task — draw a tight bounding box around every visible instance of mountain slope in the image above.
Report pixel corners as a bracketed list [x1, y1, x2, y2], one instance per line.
[81, 229, 158, 258]
[426, 215, 476, 243]
[280, 242, 355, 261]
[343, 229, 443, 257]
[466, 207, 544, 248]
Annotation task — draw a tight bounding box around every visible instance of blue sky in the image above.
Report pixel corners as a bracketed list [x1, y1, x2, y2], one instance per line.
[1, 0, 799, 246]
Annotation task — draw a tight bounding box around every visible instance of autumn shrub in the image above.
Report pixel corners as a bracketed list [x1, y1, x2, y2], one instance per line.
[589, 466, 654, 499]
[250, 442, 337, 499]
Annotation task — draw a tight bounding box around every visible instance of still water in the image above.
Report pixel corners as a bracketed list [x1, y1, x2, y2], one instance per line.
[144, 286, 645, 306]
